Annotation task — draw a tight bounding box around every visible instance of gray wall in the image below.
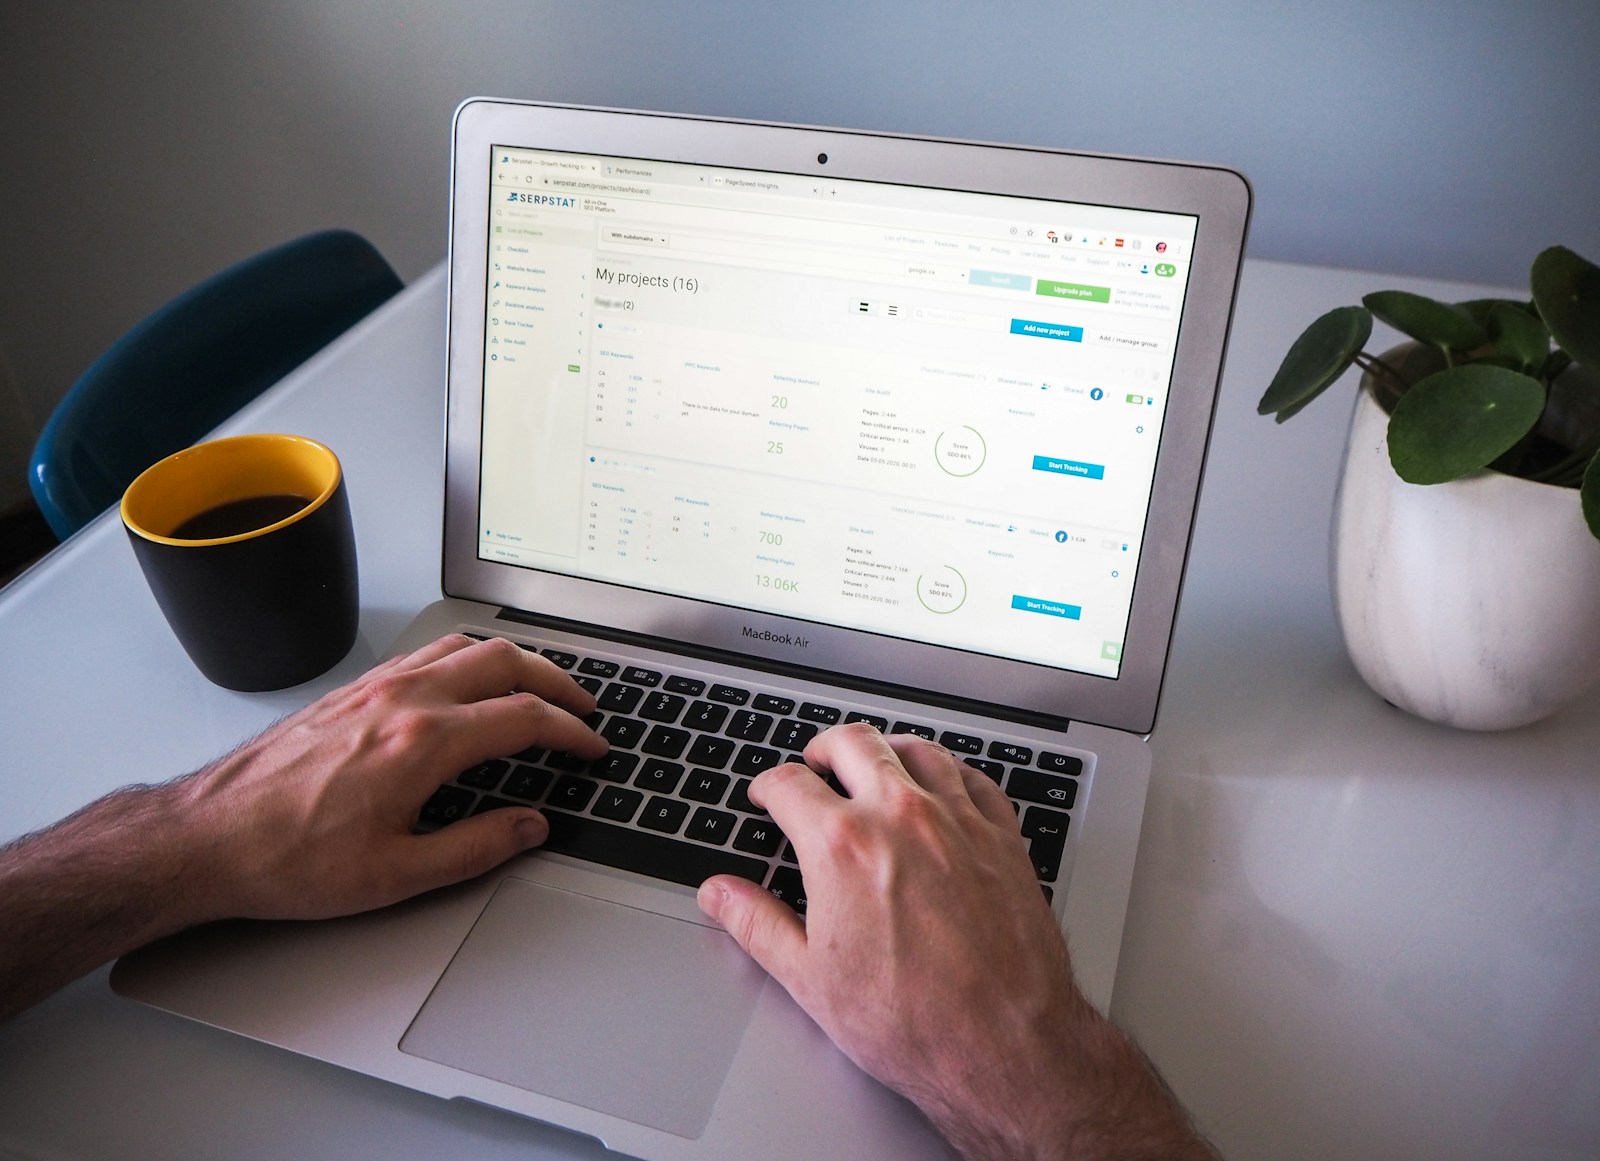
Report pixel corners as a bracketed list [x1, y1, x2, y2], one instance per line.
[3, 0, 1597, 510]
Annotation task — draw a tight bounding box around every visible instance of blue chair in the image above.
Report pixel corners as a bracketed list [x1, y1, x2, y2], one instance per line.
[28, 229, 403, 539]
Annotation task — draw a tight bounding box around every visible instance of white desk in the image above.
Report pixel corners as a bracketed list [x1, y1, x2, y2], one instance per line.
[2, 260, 1596, 1161]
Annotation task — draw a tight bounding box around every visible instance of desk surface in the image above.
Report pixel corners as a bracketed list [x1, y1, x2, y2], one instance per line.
[2, 259, 1596, 1161]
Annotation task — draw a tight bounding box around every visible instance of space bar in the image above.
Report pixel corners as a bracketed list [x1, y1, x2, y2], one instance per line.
[541, 810, 770, 889]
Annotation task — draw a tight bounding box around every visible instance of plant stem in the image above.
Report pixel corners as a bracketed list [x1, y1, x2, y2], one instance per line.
[1352, 352, 1410, 409]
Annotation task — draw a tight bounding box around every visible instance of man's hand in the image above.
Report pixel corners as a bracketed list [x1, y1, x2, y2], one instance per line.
[697, 723, 1214, 1161]
[0, 634, 604, 1022]
[175, 633, 606, 921]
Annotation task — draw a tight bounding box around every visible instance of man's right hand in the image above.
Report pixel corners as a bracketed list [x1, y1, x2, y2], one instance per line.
[697, 723, 1215, 1161]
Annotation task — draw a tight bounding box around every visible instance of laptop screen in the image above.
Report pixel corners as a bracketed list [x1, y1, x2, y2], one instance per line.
[474, 145, 1198, 682]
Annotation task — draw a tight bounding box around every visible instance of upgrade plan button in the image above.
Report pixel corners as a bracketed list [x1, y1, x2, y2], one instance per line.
[1012, 595, 1082, 620]
[1032, 455, 1105, 480]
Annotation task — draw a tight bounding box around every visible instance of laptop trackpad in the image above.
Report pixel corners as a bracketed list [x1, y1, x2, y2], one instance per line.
[400, 876, 767, 1139]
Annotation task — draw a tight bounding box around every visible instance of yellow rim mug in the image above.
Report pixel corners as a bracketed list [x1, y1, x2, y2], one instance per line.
[120, 433, 360, 691]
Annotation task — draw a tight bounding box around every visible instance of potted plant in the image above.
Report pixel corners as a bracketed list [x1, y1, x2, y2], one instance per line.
[1258, 245, 1600, 729]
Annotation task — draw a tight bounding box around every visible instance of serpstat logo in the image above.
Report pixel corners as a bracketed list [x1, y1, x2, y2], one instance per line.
[506, 192, 576, 207]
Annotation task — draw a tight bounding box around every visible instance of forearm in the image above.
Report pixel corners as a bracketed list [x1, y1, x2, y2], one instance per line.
[0, 777, 222, 1023]
[926, 989, 1218, 1161]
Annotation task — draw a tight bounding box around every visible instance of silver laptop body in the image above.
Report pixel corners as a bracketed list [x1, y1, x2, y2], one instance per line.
[115, 99, 1249, 1159]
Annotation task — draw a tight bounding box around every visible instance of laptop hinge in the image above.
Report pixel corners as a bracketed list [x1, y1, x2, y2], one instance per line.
[494, 607, 1076, 734]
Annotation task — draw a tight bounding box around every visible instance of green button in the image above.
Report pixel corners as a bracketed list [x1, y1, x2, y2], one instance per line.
[1154, 263, 1177, 277]
[1035, 280, 1110, 303]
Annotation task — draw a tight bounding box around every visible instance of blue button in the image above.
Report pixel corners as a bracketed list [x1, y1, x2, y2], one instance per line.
[1032, 455, 1105, 480]
[971, 270, 1031, 291]
[1011, 595, 1082, 620]
[1009, 319, 1083, 342]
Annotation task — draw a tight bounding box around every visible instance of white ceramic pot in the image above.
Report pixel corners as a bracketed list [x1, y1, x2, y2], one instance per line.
[1331, 373, 1600, 730]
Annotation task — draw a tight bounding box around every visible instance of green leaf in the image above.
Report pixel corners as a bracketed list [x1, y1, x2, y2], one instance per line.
[1531, 245, 1600, 371]
[1257, 305, 1371, 419]
[1487, 302, 1550, 370]
[1455, 298, 1504, 329]
[1387, 365, 1545, 484]
[1583, 451, 1600, 541]
[1363, 290, 1488, 352]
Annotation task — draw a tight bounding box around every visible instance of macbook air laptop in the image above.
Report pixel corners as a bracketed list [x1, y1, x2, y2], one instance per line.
[115, 99, 1249, 1159]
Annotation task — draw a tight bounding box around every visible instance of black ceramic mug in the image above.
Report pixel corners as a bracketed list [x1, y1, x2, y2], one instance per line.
[120, 433, 359, 691]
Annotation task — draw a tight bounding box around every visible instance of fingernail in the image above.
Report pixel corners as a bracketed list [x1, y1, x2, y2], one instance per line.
[697, 880, 728, 919]
[514, 813, 549, 848]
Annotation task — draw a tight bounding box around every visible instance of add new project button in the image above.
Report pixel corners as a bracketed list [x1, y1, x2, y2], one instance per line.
[1010, 318, 1083, 342]
[1012, 595, 1082, 620]
[1032, 455, 1105, 480]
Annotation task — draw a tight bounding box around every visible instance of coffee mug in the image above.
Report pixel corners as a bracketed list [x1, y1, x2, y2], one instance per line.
[120, 433, 359, 691]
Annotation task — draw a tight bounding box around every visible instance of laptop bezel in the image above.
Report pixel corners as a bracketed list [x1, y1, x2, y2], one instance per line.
[442, 98, 1249, 735]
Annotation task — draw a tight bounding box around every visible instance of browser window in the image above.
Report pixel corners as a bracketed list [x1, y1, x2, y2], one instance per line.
[476, 146, 1197, 679]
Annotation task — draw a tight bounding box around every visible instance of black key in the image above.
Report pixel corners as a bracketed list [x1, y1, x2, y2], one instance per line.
[419, 784, 474, 826]
[541, 810, 768, 889]
[540, 648, 578, 669]
[727, 778, 766, 814]
[1021, 805, 1071, 841]
[622, 666, 662, 687]
[1007, 769, 1078, 810]
[592, 785, 644, 823]
[726, 710, 774, 742]
[502, 765, 553, 801]
[686, 734, 735, 769]
[510, 743, 546, 763]
[1041, 884, 1055, 904]
[844, 712, 888, 730]
[890, 721, 935, 740]
[732, 816, 785, 857]
[964, 758, 1004, 783]
[938, 730, 983, 755]
[470, 794, 521, 816]
[639, 692, 687, 723]
[1038, 751, 1085, 776]
[685, 807, 737, 846]
[457, 758, 508, 791]
[1022, 807, 1069, 882]
[638, 795, 690, 834]
[573, 675, 603, 695]
[601, 716, 647, 749]
[590, 751, 640, 783]
[634, 759, 685, 795]
[781, 841, 799, 864]
[771, 719, 819, 751]
[766, 865, 807, 914]
[989, 741, 1034, 765]
[683, 700, 730, 733]
[708, 683, 750, 705]
[753, 693, 794, 714]
[665, 675, 706, 696]
[544, 751, 589, 773]
[798, 702, 841, 725]
[547, 775, 600, 811]
[582, 710, 605, 731]
[641, 724, 691, 759]
[598, 682, 644, 714]
[579, 658, 620, 677]
[682, 769, 731, 804]
[731, 744, 781, 777]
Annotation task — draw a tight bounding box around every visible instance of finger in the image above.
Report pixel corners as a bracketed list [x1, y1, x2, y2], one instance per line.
[883, 733, 970, 798]
[391, 632, 481, 672]
[697, 874, 808, 991]
[802, 721, 914, 801]
[423, 637, 597, 714]
[747, 761, 847, 845]
[954, 761, 1022, 830]
[384, 808, 549, 901]
[440, 693, 608, 775]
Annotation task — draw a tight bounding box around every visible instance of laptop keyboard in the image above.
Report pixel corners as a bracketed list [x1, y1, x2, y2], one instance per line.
[419, 637, 1083, 913]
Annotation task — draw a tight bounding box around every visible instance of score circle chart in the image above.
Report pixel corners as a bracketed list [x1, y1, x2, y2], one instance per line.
[916, 565, 968, 614]
[934, 426, 986, 477]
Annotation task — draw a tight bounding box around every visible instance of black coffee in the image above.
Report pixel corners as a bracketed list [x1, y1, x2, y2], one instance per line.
[170, 493, 312, 540]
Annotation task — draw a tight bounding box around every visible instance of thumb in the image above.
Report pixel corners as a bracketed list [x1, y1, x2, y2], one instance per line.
[396, 809, 548, 899]
[698, 873, 807, 983]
